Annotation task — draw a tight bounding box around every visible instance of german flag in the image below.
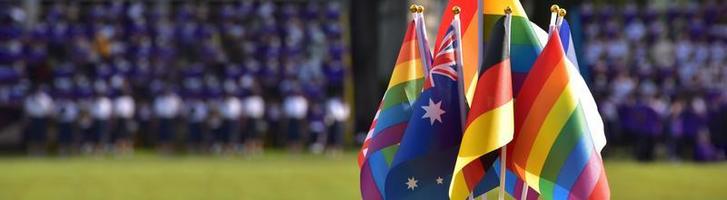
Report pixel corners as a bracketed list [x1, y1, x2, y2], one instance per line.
[449, 11, 513, 200]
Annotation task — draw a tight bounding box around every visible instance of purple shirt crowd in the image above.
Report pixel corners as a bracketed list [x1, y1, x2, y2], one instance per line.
[581, 1, 727, 161]
[0, 1, 349, 156]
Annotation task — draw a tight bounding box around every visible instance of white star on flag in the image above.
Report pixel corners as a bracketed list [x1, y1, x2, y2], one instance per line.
[436, 177, 444, 184]
[421, 98, 446, 125]
[406, 177, 419, 190]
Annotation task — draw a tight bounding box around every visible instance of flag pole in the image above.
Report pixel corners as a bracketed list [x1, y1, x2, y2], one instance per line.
[498, 6, 512, 200]
[451, 5, 474, 200]
[414, 5, 433, 73]
[549, 5, 559, 28]
[557, 8, 567, 27]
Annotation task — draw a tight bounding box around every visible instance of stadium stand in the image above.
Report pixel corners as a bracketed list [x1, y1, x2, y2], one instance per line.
[0, 1, 350, 155]
[581, 1, 727, 161]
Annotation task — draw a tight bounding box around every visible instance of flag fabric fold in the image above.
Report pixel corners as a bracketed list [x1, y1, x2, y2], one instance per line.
[359, 18, 427, 200]
[384, 16, 467, 200]
[554, 19, 607, 152]
[508, 27, 610, 200]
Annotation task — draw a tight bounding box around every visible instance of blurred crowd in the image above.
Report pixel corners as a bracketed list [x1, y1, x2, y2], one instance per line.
[0, 1, 349, 156]
[582, 1, 727, 162]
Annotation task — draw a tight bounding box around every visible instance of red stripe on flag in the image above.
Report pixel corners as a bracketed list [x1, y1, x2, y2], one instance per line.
[509, 32, 567, 173]
[462, 159, 485, 190]
[394, 22, 419, 64]
[465, 59, 512, 127]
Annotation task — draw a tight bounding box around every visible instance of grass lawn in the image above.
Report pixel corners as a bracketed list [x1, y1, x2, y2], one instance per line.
[0, 151, 725, 200]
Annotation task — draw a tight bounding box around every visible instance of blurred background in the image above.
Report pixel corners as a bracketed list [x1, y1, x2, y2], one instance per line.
[0, 0, 726, 199]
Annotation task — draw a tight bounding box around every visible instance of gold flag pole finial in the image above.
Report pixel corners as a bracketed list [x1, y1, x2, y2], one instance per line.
[504, 6, 512, 14]
[558, 8, 567, 17]
[416, 5, 424, 13]
[452, 6, 461, 15]
[550, 5, 560, 13]
[409, 4, 418, 13]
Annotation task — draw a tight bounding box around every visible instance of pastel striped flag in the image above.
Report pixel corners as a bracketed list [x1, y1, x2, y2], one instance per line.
[508, 27, 610, 200]
[359, 18, 427, 200]
[449, 13, 513, 200]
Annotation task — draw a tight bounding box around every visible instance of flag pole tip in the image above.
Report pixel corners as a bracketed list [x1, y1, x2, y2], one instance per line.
[409, 4, 418, 13]
[416, 5, 424, 13]
[558, 8, 567, 17]
[452, 6, 461, 14]
[504, 6, 512, 14]
[550, 5, 560, 13]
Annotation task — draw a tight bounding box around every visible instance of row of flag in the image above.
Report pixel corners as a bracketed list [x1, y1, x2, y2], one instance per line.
[359, 1, 610, 200]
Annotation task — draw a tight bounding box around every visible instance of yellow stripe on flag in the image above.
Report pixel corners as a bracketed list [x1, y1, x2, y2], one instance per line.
[386, 59, 424, 89]
[450, 100, 513, 200]
[524, 83, 579, 192]
[449, 171, 471, 200]
[459, 100, 514, 158]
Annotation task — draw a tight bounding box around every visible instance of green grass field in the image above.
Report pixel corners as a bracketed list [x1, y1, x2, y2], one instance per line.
[0, 152, 725, 200]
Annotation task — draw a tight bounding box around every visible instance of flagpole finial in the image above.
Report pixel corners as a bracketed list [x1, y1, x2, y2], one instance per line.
[558, 8, 567, 17]
[452, 6, 461, 14]
[504, 6, 512, 14]
[416, 5, 424, 13]
[550, 5, 560, 13]
[409, 4, 418, 13]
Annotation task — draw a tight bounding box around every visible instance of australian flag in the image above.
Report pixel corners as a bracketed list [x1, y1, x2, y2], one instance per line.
[384, 24, 466, 200]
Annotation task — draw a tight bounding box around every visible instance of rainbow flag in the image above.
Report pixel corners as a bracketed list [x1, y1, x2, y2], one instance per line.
[508, 27, 610, 200]
[434, 0, 481, 105]
[359, 18, 427, 200]
[449, 13, 513, 200]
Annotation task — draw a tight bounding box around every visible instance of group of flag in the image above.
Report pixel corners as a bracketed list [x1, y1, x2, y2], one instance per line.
[358, 1, 610, 200]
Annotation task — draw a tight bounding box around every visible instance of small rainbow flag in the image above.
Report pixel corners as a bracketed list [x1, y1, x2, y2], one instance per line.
[359, 17, 427, 200]
[508, 27, 610, 200]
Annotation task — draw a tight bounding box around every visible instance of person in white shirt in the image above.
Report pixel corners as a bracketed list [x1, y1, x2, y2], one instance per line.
[23, 85, 54, 156]
[153, 88, 182, 153]
[56, 95, 79, 156]
[90, 90, 112, 153]
[184, 96, 208, 153]
[325, 96, 349, 155]
[243, 84, 266, 155]
[220, 86, 242, 153]
[283, 90, 308, 153]
[112, 88, 135, 155]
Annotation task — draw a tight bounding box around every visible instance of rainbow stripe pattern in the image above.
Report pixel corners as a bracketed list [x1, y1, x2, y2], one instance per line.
[359, 19, 426, 200]
[508, 28, 610, 200]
